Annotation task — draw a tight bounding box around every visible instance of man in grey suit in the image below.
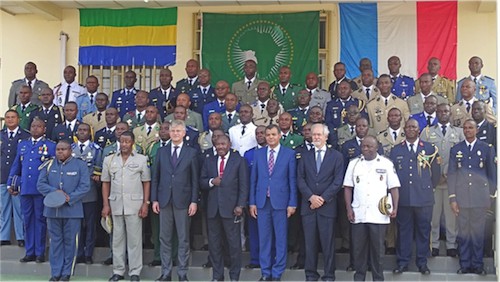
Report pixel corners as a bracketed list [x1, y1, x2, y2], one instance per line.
[232, 59, 264, 105]
[305, 72, 331, 112]
[151, 120, 200, 282]
[9, 61, 49, 107]
[200, 134, 249, 281]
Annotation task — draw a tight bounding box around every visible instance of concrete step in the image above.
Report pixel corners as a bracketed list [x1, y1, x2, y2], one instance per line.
[1, 246, 497, 281]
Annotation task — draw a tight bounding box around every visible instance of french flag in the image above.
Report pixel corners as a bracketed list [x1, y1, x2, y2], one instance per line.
[339, 1, 457, 80]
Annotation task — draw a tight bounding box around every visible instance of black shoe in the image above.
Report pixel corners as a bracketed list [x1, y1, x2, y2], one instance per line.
[20, 255, 36, 262]
[108, 274, 124, 281]
[60, 275, 71, 281]
[419, 265, 431, 275]
[17, 240, 25, 247]
[272, 278, 281, 281]
[49, 276, 61, 281]
[346, 265, 354, 271]
[36, 255, 46, 263]
[130, 275, 140, 281]
[148, 260, 161, 267]
[289, 263, 304, 270]
[337, 247, 349, 253]
[75, 256, 86, 264]
[393, 266, 408, 274]
[474, 267, 487, 275]
[155, 275, 171, 281]
[85, 256, 93, 264]
[258, 277, 272, 281]
[245, 263, 260, 269]
[446, 248, 457, 257]
[103, 258, 113, 265]
[431, 248, 439, 257]
[178, 276, 189, 282]
[202, 261, 212, 268]
[0, 240, 11, 246]
[385, 247, 396, 255]
[457, 268, 470, 274]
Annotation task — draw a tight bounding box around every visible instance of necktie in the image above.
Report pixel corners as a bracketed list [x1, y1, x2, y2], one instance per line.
[474, 77, 478, 84]
[468, 144, 472, 151]
[220, 101, 224, 108]
[67, 123, 72, 132]
[65, 85, 71, 104]
[282, 134, 287, 141]
[21, 105, 26, 112]
[202, 88, 207, 95]
[163, 90, 169, 100]
[137, 112, 142, 120]
[228, 113, 233, 124]
[309, 144, 314, 151]
[350, 126, 354, 135]
[316, 149, 322, 173]
[261, 103, 265, 113]
[80, 143, 85, 154]
[247, 81, 252, 90]
[188, 79, 193, 86]
[282, 88, 286, 96]
[147, 125, 152, 136]
[126, 90, 130, 96]
[107, 129, 112, 135]
[409, 143, 414, 154]
[9, 131, 14, 139]
[393, 131, 397, 141]
[172, 146, 179, 166]
[90, 94, 94, 104]
[466, 101, 471, 113]
[97, 112, 102, 122]
[269, 118, 274, 124]
[241, 125, 246, 135]
[365, 88, 370, 100]
[268, 149, 275, 174]
[219, 156, 225, 178]
[28, 80, 32, 90]
[427, 115, 432, 126]
[441, 124, 447, 136]
[45, 108, 50, 115]
[391, 76, 396, 84]
[161, 141, 167, 147]
[384, 98, 388, 106]
[33, 140, 37, 146]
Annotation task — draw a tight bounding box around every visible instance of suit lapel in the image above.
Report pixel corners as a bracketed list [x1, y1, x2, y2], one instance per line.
[272, 148, 285, 176]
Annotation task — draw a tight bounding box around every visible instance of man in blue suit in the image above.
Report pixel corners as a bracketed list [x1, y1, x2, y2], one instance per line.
[297, 123, 344, 281]
[390, 119, 440, 275]
[8, 117, 56, 263]
[410, 95, 438, 132]
[37, 140, 90, 281]
[448, 119, 497, 275]
[249, 124, 297, 281]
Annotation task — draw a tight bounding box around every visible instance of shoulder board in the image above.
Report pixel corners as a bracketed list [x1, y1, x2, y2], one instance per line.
[327, 144, 332, 148]
[457, 77, 467, 83]
[13, 78, 24, 83]
[373, 88, 379, 92]
[38, 158, 54, 171]
[291, 83, 301, 88]
[320, 88, 327, 92]
[54, 83, 62, 87]
[187, 125, 199, 132]
[10, 105, 18, 110]
[71, 143, 77, 149]
[484, 75, 494, 81]
[45, 139, 56, 144]
[91, 143, 101, 150]
[79, 83, 84, 87]
[402, 75, 413, 79]
[295, 152, 301, 159]
[231, 149, 238, 153]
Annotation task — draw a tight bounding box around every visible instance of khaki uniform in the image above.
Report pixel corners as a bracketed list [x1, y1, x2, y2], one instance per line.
[198, 131, 213, 151]
[165, 109, 203, 131]
[83, 110, 109, 133]
[406, 93, 448, 115]
[415, 75, 455, 104]
[352, 86, 380, 104]
[366, 94, 410, 134]
[232, 78, 265, 105]
[450, 98, 496, 127]
[353, 75, 378, 90]
[133, 123, 161, 153]
[376, 127, 405, 157]
[253, 115, 279, 127]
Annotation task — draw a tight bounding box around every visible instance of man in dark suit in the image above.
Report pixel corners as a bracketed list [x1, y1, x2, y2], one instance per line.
[93, 107, 119, 149]
[448, 119, 497, 275]
[51, 102, 80, 143]
[297, 123, 344, 281]
[249, 124, 297, 281]
[151, 120, 200, 282]
[149, 68, 175, 121]
[173, 59, 200, 102]
[200, 135, 249, 281]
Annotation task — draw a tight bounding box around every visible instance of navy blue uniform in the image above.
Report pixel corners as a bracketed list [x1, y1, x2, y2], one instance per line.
[202, 100, 226, 131]
[189, 85, 216, 114]
[391, 75, 415, 99]
[324, 98, 365, 132]
[149, 86, 175, 121]
[477, 121, 496, 149]
[341, 138, 384, 170]
[109, 88, 139, 119]
[185, 126, 200, 152]
[94, 127, 116, 149]
[390, 140, 440, 269]
[37, 156, 90, 278]
[410, 112, 437, 132]
[448, 140, 496, 271]
[7, 137, 56, 258]
[51, 121, 80, 143]
[29, 105, 65, 141]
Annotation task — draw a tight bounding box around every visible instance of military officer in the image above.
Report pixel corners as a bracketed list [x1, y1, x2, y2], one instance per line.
[390, 119, 440, 275]
[202, 81, 230, 131]
[352, 58, 377, 89]
[51, 102, 80, 143]
[101, 122, 141, 162]
[407, 73, 448, 115]
[252, 81, 284, 125]
[420, 103, 464, 257]
[109, 70, 140, 119]
[133, 106, 161, 153]
[228, 104, 258, 156]
[173, 59, 200, 101]
[122, 90, 149, 129]
[415, 57, 455, 104]
[472, 100, 496, 148]
[221, 93, 240, 132]
[11, 85, 39, 130]
[83, 92, 110, 133]
[304, 72, 331, 112]
[451, 78, 496, 127]
[165, 93, 204, 131]
[8, 62, 49, 107]
[8, 118, 56, 263]
[279, 112, 304, 149]
[337, 105, 361, 149]
[38, 140, 90, 281]
[188, 69, 216, 114]
[273, 66, 301, 111]
[456, 56, 497, 111]
[29, 87, 65, 141]
[448, 119, 497, 275]
[231, 59, 265, 105]
[53, 65, 85, 107]
[149, 68, 176, 120]
[1, 110, 30, 247]
[287, 89, 312, 134]
[388, 56, 415, 99]
[325, 80, 365, 132]
[76, 76, 100, 121]
[351, 69, 380, 103]
[72, 123, 102, 265]
[198, 112, 222, 151]
[367, 75, 410, 134]
[409, 95, 439, 132]
[328, 62, 358, 99]
[254, 99, 280, 126]
[94, 107, 120, 149]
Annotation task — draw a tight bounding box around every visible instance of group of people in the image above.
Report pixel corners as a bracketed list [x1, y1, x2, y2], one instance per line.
[1, 54, 497, 282]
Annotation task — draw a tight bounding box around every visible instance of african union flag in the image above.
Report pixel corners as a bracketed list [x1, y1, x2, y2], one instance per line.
[79, 7, 177, 66]
[202, 11, 319, 86]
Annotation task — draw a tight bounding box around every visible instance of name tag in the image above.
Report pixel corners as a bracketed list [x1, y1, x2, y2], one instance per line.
[67, 171, 78, 176]
[376, 169, 386, 173]
[128, 164, 139, 169]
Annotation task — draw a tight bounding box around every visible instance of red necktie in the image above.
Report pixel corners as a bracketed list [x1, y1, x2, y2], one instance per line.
[219, 156, 225, 178]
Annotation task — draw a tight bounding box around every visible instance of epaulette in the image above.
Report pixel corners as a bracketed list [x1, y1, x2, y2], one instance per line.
[79, 83, 84, 87]
[54, 83, 62, 88]
[38, 158, 54, 171]
[357, 99, 366, 111]
[295, 152, 301, 159]
[484, 75, 494, 81]
[290, 83, 301, 88]
[457, 77, 467, 83]
[187, 125, 199, 132]
[327, 144, 332, 148]
[489, 144, 493, 147]
[231, 149, 238, 153]
[373, 88, 380, 93]
[91, 143, 101, 150]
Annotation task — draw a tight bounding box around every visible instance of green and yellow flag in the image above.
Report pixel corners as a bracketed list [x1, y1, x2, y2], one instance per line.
[201, 11, 319, 86]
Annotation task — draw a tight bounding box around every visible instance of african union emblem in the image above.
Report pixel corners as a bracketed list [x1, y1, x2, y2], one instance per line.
[227, 20, 294, 85]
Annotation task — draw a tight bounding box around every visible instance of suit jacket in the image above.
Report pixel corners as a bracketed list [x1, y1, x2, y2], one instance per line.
[94, 127, 116, 149]
[75, 93, 98, 121]
[448, 140, 497, 208]
[297, 146, 344, 217]
[189, 85, 216, 114]
[51, 121, 80, 143]
[232, 78, 265, 105]
[202, 100, 226, 131]
[366, 94, 410, 133]
[307, 88, 331, 112]
[1, 128, 30, 184]
[221, 112, 240, 132]
[9, 78, 49, 107]
[450, 99, 496, 127]
[249, 146, 297, 209]
[341, 137, 384, 169]
[272, 83, 301, 111]
[410, 111, 438, 132]
[200, 151, 249, 218]
[377, 127, 406, 157]
[29, 105, 65, 140]
[328, 78, 358, 99]
[457, 75, 497, 110]
[151, 143, 200, 209]
[133, 123, 160, 153]
[109, 88, 139, 119]
[83, 110, 108, 133]
[149, 85, 175, 120]
[391, 74, 415, 99]
[325, 97, 365, 131]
